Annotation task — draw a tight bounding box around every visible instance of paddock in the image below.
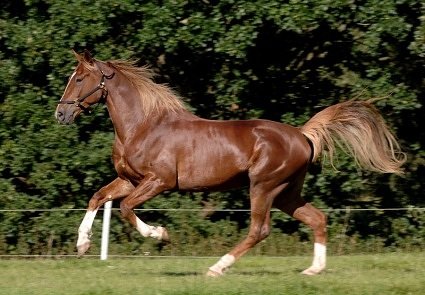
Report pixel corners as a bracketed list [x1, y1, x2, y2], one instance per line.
[1, 254, 424, 295]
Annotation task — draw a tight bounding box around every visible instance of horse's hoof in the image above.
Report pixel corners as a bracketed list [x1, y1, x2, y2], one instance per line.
[206, 269, 223, 277]
[301, 266, 323, 276]
[77, 242, 90, 257]
[159, 227, 171, 243]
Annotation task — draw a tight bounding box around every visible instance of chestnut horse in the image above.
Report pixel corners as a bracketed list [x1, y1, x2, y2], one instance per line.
[55, 51, 405, 276]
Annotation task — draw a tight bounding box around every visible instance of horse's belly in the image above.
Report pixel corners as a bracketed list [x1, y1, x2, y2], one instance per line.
[177, 168, 248, 191]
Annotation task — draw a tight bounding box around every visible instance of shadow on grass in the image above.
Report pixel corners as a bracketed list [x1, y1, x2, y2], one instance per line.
[160, 271, 201, 276]
[234, 270, 283, 276]
[159, 269, 285, 277]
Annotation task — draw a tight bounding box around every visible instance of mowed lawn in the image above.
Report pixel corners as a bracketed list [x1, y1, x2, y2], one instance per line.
[0, 253, 424, 295]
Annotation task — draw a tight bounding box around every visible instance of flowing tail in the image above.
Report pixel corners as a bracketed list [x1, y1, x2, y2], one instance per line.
[300, 100, 406, 174]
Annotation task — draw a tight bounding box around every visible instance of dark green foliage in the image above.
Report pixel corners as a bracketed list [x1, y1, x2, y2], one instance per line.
[0, 0, 423, 255]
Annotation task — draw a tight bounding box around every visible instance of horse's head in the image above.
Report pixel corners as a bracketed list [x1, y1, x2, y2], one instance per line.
[55, 50, 114, 124]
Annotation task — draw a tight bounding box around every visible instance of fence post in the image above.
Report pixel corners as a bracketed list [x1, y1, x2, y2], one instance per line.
[100, 200, 112, 260]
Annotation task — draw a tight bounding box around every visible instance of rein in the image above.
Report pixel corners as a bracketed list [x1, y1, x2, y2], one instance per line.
[58, 70, 115, 113]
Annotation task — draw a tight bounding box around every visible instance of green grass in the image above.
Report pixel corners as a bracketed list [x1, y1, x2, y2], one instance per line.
[0, 253, 424, 295]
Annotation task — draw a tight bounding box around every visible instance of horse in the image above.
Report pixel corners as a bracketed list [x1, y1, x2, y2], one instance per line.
[55, 50, 405, 277]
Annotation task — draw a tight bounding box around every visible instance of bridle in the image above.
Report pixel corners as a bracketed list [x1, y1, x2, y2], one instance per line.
[58, 69, 115, 113]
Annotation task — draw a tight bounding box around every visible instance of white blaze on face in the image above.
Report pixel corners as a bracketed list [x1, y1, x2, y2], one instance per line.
[62, 70, 77, 100]
[55, 71, 77, 120]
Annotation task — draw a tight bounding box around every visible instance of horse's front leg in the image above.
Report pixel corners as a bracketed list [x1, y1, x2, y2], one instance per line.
[77, 177, 135, 256]
[120, 174, 171, 242]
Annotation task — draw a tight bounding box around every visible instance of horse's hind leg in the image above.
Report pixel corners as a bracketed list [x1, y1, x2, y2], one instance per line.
[77, 177, 135, 256]
[207, 185, 276, 277]
[274, 182, 327, 275]
[293, 203, 327, 275]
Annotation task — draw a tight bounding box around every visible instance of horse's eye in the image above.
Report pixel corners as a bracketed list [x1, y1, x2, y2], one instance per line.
[76, 77, 84, 83]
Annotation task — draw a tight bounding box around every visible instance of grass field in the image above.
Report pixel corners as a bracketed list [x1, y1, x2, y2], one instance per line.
[0, 253, 424, 295]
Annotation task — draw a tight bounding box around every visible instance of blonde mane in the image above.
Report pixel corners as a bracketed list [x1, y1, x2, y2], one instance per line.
[82, 58, 186, 118]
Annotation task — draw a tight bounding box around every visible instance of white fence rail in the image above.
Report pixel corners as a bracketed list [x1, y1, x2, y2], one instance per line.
[1, 207, 424, 212]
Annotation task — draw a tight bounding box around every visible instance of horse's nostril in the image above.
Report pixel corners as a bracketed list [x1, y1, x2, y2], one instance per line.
[56, 111, 66, 123]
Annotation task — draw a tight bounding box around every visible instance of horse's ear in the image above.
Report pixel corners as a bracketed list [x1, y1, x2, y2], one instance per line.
[71, 49, 94, 65]
[72, 49, 82, 61]
[82, 49, 94, 64]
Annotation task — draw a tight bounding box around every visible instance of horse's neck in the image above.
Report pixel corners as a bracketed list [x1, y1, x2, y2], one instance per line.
[105, 87, 193, 144]
[104, 71, 198, 143]
[105, 84, 147, 143]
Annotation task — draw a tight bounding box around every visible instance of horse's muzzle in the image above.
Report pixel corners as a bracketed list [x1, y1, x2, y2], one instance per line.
[55, 105, 81, 124]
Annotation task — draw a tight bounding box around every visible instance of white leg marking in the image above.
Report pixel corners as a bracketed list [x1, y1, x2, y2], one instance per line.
[76, 208, 99, 255]
[135, 217, 168, 241]
[207, 254, 236, 277]
[150, 226, 167, 240]
[302, 243, 326, 275]
[136, 217, 153, 237]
